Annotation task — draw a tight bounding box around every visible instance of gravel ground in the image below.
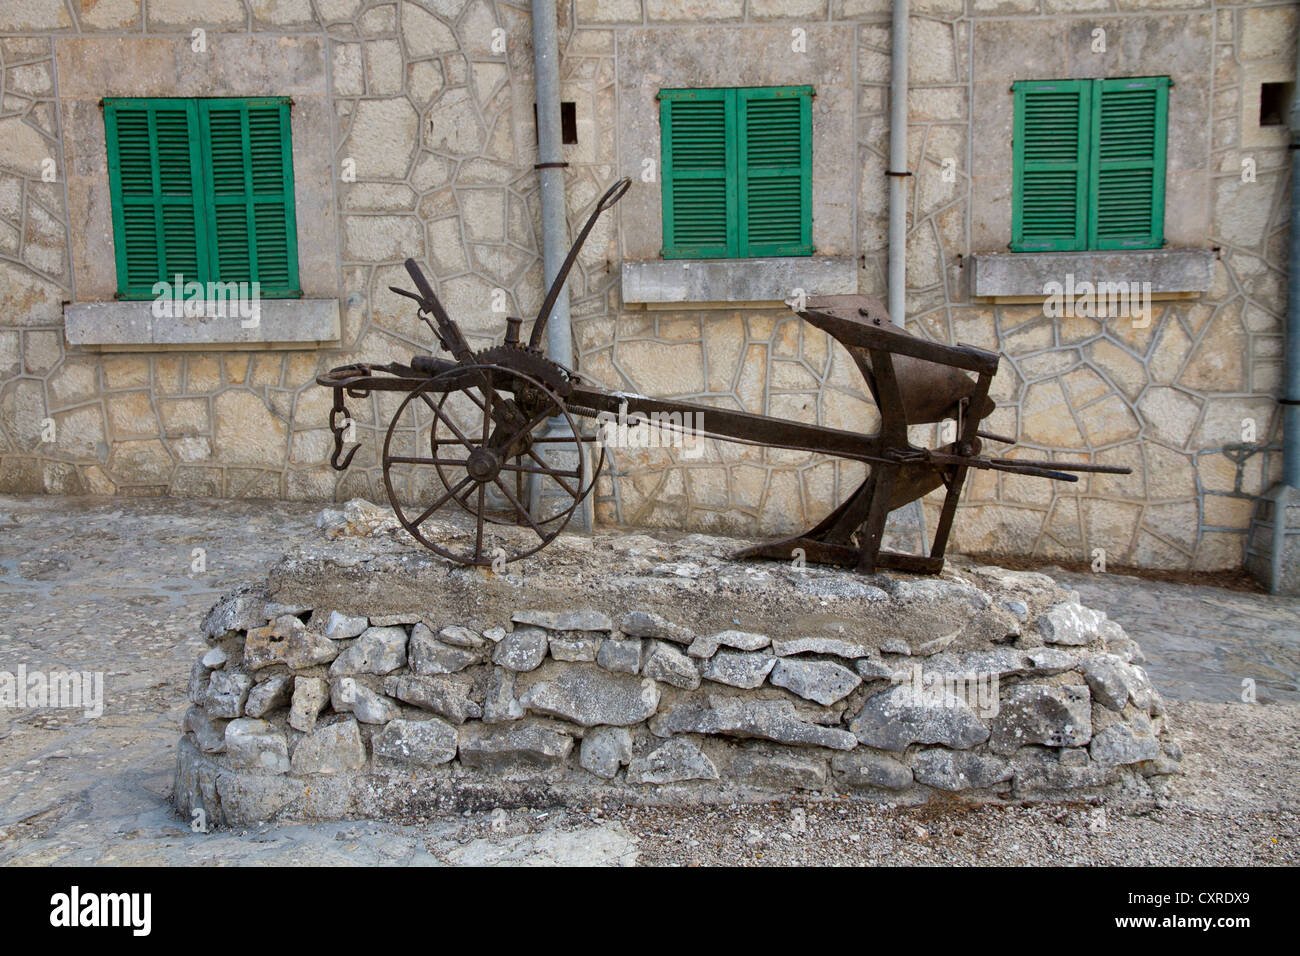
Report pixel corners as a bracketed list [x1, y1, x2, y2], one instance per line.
[1, 495, 1296, 866]
[603, 700, 1298, 866]
[368, 698, 1293, 867]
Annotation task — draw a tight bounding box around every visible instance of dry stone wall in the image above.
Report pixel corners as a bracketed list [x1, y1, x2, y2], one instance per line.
[174, 508, 1180, 826]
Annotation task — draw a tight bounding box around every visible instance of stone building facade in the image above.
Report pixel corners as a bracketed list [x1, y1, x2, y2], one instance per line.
[0, 0, 1294, 572]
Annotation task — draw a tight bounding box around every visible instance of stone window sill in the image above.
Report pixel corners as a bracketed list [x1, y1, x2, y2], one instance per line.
[970, 248, 1214, 301]
[63, 299, 341, 351]
[621, 256, 858, 309]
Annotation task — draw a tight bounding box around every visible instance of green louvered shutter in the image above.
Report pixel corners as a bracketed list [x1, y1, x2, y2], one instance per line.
[661, 87, 813, 260]
[104, 99, 207, 298]
[1089, 76, 1168, 250]
[738, 86, 812, 257]
[1011, 80, 1090, 252]
[661, 89, 734, 258]
[106, 97, 299, 298]
[199, 98, 299, 296]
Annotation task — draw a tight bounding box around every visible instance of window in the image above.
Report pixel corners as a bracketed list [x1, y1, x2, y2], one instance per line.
[103, 97, 299, 299]
[660, 86, 812, 259]
[1012, 76, 1169, 252]
[533, 102, 579, 144]
[1259, 82, 1293, 127]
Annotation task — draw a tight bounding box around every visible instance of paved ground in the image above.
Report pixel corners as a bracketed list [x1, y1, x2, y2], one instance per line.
[0, 494, 1296, 866]
[1056, 569, 1299, 706]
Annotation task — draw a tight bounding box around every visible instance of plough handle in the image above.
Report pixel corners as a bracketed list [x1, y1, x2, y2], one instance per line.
[398, 258, 475, 364]
[404, 256, 438, 303]
[596, 176, 633, 213]
[529, 177, 632, 350]
[987, 458, 1131, 474]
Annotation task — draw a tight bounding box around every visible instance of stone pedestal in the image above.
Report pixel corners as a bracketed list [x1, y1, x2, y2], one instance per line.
[174, 501, 1180, 827]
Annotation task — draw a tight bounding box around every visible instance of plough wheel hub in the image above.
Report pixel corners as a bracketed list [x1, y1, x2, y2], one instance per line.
[465, 448, 499, 481]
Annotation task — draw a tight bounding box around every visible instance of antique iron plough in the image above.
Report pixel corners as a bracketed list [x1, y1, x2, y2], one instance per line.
[318, 177, 1128, 573]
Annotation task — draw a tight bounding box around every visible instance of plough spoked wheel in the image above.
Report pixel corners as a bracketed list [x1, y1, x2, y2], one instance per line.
[381, 363, 587, 566]
[427, 376, 605, 529]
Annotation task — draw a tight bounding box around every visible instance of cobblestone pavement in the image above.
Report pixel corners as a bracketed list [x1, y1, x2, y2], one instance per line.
[0, 495, 1296, 866]
[1054, 570, 1299, 706]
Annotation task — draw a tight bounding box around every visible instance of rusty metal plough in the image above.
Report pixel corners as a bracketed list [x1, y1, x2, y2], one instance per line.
[318, 177, 1127, 572]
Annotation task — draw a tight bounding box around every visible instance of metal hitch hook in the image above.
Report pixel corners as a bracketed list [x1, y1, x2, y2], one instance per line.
[329, 388, 360, 471]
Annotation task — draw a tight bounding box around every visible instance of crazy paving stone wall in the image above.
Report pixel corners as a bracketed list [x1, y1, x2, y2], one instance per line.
[0, 1, 1295, 572]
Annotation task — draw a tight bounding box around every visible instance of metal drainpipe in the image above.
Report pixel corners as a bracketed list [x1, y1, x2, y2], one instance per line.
[887, 0, 908, 330]
[1284, 47, 1300, 490]
[1264, 45, 1300, 592]
[532, 0, 572, 371]
[529, 0, 592, 529]
[888, 0, 927, 554]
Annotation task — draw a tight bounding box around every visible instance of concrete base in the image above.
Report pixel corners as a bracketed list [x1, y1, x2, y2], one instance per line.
[1246, 484, 1300, 594]
[526, 423, 595, 534]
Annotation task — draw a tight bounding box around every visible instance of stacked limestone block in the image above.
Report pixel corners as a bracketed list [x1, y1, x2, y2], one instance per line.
[175, 521, 1180, 826]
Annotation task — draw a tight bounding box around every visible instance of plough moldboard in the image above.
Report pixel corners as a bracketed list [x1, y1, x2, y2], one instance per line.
[317, 177, 1128, 572]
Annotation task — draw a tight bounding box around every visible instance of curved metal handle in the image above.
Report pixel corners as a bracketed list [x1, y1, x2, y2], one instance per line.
[596, 176, 632, 213]
[529, 177, 633, 349]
